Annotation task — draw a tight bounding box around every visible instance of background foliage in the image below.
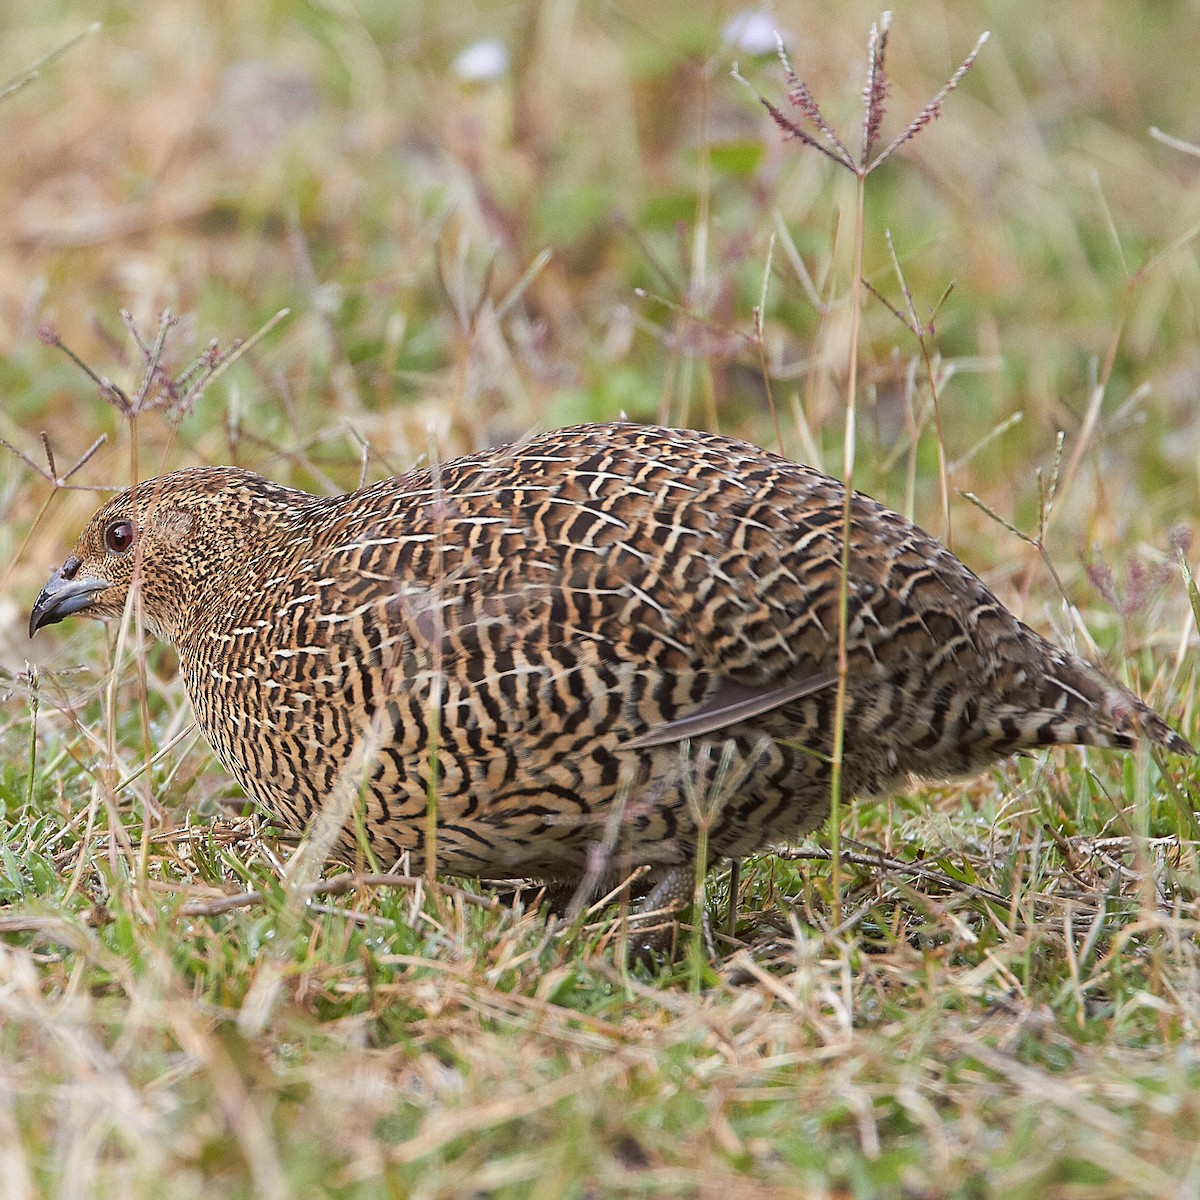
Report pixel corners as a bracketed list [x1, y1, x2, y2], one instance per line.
[1, 2, 1199, 1196]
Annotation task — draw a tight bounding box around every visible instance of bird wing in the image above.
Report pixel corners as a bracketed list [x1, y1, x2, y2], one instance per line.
[623, 671, 837, 749]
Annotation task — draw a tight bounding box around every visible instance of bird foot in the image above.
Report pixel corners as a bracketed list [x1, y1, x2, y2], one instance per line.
[627, 866, 716, 963]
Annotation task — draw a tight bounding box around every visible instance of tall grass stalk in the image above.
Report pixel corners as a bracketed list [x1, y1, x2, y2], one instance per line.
[751, 14, 987, 925]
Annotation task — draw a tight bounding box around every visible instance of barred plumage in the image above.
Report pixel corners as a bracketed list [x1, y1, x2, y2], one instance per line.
[30, 423, 1194, 894]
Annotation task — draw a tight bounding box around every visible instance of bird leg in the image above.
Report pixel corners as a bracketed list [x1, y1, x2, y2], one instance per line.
[628, 864, 717, 962]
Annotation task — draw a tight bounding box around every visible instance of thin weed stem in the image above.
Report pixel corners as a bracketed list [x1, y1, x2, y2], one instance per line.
[0, 23, 99, 105]
[882, 230, 953, 541]
[752, 14, 987, 926]
[754, 233, 786, 455]
[828, 166, 868, 929]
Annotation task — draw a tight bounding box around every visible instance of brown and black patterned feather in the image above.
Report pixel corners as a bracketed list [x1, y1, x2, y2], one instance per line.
[30, 424, 1194, 890]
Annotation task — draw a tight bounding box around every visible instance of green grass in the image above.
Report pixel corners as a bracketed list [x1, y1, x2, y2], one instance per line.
[2, 2, 1200, 1196]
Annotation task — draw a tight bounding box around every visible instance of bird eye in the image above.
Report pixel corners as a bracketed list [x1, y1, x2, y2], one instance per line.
[104, 520, 135, 554]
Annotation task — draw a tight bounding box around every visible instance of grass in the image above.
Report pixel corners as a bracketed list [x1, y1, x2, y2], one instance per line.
[2, 1, 1200, 1196]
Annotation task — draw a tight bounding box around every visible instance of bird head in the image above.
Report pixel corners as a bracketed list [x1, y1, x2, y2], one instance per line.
[29, 467, 304, 644]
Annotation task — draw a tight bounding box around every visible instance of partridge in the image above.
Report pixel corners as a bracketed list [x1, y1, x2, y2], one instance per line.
[30, 423, 1193, 907]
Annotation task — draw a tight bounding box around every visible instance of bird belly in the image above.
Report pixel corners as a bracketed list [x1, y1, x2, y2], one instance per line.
[185, 641, 856, 882]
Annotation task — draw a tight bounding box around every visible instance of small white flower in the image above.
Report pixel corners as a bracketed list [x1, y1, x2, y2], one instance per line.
[723, 11, 780, 56]
[452, 39, 510, 84]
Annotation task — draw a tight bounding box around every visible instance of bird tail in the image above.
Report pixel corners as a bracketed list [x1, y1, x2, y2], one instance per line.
[1031, 651, 1194, 757]
[1091, 679, 1194, 757]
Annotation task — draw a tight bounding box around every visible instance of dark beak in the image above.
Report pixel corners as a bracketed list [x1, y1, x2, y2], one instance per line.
[29, 555, 110, 637]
